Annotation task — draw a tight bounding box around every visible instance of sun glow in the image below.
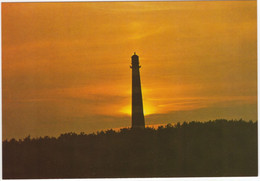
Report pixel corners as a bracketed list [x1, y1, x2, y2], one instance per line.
[120, 103, 156, 116]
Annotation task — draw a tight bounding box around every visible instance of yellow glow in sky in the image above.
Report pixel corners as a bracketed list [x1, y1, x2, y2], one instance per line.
[120, 102, 157, 116]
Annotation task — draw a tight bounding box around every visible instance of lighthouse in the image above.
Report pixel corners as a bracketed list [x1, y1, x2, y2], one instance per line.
[130, 52, 145, 129]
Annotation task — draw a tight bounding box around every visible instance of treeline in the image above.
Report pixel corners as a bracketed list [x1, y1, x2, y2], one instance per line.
[3, 119, 258, 178]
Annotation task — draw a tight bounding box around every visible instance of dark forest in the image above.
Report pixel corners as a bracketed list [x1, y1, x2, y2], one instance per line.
[3, 119, 258, 178]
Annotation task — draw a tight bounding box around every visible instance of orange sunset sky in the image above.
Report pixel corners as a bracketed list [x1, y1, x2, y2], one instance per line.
[2, 1, 257, 139]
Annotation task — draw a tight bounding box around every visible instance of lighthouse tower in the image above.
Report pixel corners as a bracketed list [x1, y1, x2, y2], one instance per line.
[130, 52, 145, 129]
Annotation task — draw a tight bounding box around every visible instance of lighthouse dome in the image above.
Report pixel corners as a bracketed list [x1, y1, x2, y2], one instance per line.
[132, 52, 138, 58]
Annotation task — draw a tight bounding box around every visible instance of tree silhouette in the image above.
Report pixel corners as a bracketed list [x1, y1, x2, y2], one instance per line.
[3, 119, 258, 178]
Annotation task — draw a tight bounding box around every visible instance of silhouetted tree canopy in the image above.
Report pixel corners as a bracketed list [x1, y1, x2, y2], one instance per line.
[3, 119, 257, 178]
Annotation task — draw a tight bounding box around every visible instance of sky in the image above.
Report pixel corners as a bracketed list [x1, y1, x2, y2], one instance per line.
[2, 1, 257, 140]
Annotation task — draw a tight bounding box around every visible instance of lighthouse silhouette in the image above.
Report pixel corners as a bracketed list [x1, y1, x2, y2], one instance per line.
[130, 52, 145, 129]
